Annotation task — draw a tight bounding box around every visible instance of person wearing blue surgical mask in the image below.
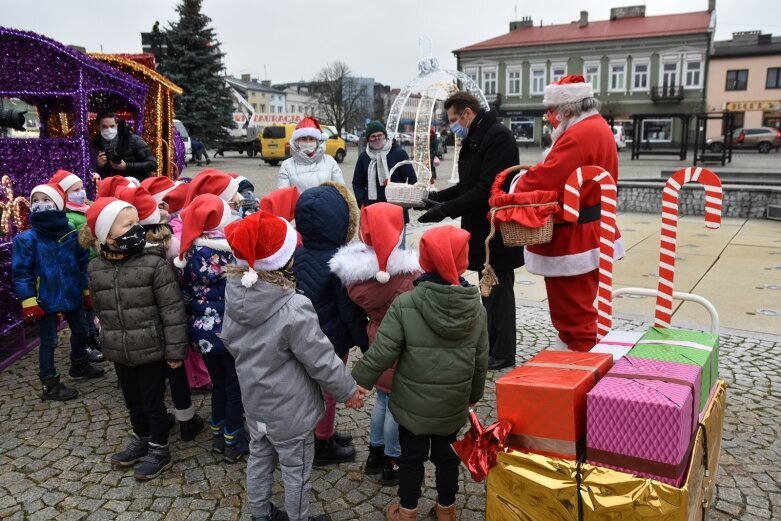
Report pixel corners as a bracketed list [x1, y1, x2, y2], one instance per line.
[419, 91, 523, 371]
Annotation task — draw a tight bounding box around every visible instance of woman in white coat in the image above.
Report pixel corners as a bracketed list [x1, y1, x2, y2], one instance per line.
[278, 116, 345, 192]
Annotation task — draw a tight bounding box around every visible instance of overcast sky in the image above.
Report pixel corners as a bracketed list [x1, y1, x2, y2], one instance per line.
[3, 0, 781, 87]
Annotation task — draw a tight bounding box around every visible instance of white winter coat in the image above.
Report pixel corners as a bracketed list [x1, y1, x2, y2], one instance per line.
[278, 153, 345, 192]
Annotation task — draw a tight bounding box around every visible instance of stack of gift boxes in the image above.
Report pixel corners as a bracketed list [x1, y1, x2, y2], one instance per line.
[496, 327, 719, 487]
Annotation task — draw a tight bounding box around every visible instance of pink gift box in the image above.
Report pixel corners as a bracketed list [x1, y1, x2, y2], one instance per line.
[586, 356, 701, 486]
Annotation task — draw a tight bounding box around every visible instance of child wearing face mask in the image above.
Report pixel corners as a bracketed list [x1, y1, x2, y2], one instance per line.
[278, 116, 345, 192]
[12, 184, 106, 402]
[79, 197, 188, 481]
[173, 194, 250, 463]
[48, 170, 106, 363]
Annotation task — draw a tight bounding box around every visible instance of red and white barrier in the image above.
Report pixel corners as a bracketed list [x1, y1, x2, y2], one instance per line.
[654, 167, 723, 328]
[562, 166, 618, 340]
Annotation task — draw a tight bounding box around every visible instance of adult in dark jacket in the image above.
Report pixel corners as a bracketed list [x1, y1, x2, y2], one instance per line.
[352, 120, 417, 226]
[293, 181, 369, 466]
[93, 111, 157, 180]
[420, 92, 523, 370]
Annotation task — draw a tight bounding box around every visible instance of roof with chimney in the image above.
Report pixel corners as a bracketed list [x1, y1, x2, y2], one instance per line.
[225, 76, 284, 95]
[454, 9, 712, 53]
[711, 32, 781, 58]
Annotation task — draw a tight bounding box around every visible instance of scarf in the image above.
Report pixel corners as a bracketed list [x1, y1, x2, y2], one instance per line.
[30, 210, 72, 240]
[543, 108, 600, 161]
[290, 140, 325, 165]
[366, 139, 393, 201]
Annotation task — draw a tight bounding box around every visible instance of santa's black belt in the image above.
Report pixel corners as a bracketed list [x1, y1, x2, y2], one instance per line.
[554, 204, 601, 226]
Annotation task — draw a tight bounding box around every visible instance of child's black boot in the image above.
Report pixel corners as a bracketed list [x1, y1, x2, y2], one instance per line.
[314, 437, 355, 467]
[41, 374, 78, 401]
[111, 433, 149, 467]
[134, 442, 173, 481]
[180, 413, 205, 442]
[68, 356, 105, 379]
[380, 454, 399, 486]
[223, 427, 250, 463]
[364, 443, 384, 475]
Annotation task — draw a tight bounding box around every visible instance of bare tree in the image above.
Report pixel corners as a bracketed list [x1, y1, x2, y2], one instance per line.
[313, 61, 367, 135]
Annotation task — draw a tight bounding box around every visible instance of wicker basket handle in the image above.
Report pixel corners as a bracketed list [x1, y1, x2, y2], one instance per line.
[389, 159, 431, 185]
[491, 164, 535, 195]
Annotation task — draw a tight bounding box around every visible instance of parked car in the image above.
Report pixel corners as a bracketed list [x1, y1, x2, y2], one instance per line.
[340, 131, 360, 144]
[707, 127, 781, 154]
[612, 125, 627, 150]
[173, 119, 191, 157]
[260, 123, 347, 165]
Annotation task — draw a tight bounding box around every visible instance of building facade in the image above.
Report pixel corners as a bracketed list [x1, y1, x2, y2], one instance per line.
[706, 31, 781, 136]
[226, 75, 286, 114]
[282, 85, 317, 116]
[453, 6, 714, 146]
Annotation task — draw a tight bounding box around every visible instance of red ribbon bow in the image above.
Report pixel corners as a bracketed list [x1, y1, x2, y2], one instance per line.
[451, 410, 512, 482]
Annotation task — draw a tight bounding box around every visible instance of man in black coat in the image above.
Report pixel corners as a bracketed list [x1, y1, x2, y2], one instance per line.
[93, 111, 157, 180]
[419, 92, 523, 370]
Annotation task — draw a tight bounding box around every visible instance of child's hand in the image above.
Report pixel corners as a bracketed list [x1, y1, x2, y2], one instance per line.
[167, 360, 182, 369]
[345, 386, 370, 409]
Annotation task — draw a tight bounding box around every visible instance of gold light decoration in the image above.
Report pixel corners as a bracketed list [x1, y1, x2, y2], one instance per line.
[0, 175, 31, 236]
[89, 53, 183, 179]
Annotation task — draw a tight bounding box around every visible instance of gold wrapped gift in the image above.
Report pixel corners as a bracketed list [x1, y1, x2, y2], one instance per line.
[486, 381, 726, 521]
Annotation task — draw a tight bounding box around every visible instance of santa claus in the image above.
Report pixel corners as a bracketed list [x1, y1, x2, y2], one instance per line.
[513, 74, 624, 351]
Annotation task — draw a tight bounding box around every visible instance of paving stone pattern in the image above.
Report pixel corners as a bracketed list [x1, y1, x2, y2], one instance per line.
[0, 305, 777, 520]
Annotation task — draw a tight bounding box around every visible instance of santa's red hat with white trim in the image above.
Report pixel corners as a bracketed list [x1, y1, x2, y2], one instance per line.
[418, 226, 470, 286]
[543, 74, 594, 107]
[163, 182, 190, 214]
[116, 186, 161, 226]
[30, 183, 66, 211]
[184, 170, 239, 207]
[174, 194, 233, 268]
[259, 187, 300, 222]
[291, 116, 326, 142]
[86, 197, 135, 245]
[359, 202, 404, 284]
[141, 176, 178, 204]
[97, 176, 131, 198]
[49, 169, 82, 192]
[225, 210, 298, 288]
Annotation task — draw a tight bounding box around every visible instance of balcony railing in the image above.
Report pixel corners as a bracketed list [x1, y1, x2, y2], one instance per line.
[650, 85, 684, 103]
[484, 93, 502, 106]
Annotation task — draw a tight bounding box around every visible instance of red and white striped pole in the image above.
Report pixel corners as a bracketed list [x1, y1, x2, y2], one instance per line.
[654, 167, 723, 328]
[562, 166, 618, 340]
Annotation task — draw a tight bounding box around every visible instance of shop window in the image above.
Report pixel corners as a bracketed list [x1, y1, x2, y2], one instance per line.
[640, 118, 673, 142]
[510, 116, 535, 142]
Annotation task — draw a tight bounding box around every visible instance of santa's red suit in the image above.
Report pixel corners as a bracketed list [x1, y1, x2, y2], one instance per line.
[514, 76, 624, 351]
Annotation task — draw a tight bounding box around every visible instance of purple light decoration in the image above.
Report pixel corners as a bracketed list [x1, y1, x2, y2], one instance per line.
[0, 27, 149, 342]
[173, 127, 186, 179]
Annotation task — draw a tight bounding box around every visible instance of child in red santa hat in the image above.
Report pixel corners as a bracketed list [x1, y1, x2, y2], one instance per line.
[12, 183, 105, 401]
[259, 186, 303, 247]
[222, 210, 364, 521]
[174, 194, 249, 462]
[116, 185, 205, 443]
[351, 225, 488, 521]
[329, 202, 421, 487]
[80, 196, 187, 480]
[49, 169, 105, 362]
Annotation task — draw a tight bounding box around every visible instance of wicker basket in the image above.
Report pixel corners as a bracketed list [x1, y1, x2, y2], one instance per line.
[499, 215, 554, 247]
[384, 160, 431, 209]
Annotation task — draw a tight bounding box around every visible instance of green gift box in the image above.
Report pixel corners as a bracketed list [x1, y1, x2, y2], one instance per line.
[630, 327, 719, 412]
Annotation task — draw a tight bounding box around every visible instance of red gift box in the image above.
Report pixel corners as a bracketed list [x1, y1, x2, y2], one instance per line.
[496, 351, 613, 459]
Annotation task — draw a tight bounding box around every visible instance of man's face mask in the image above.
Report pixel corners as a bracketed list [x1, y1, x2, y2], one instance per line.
[546, 109, 560, 129]
[101, 127, 118, 141]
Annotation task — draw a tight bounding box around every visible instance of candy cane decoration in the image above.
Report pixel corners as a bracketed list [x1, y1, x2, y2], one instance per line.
[563, 166, 618, 340]
[655, 167, 722, 328]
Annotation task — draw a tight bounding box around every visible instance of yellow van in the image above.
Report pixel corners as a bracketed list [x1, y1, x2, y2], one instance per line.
[260, 124, 295, 166]
[260, 123, 347, 165]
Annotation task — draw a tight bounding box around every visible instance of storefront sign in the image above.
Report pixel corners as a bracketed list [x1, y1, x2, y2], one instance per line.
[250, 113, 304, 125]
[726, 100, 781, 112]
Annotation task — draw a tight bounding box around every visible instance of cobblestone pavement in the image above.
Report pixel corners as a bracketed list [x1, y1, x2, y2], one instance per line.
[0, 304, 778, 520]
